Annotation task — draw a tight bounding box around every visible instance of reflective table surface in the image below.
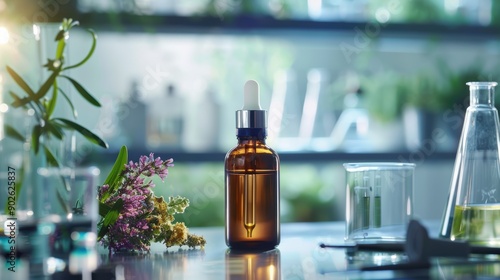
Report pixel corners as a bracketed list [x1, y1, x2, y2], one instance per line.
[7, 221, 500, 279]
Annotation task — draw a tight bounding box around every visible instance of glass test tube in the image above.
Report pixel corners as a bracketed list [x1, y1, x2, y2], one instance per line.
[354, 175, 370, 230]
[373, 174, 381, 228]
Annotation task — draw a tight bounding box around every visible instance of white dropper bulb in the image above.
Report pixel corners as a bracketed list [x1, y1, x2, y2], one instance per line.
[242, 80, 262, 110]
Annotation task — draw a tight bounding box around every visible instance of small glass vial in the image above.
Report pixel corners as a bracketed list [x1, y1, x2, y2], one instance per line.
[225, 80, 280, 250]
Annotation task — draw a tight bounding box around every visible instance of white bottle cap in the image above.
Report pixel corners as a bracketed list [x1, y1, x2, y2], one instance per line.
[242, 80, 262, 110]
[236, 80, 267, 129]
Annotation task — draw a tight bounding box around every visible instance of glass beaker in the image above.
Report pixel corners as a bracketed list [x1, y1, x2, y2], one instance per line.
[344, 162, 414, 241]
[440, 81, 500, 245]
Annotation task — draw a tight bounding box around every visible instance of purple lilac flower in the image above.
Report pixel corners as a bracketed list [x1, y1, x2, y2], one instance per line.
[98, 154, 174, 252]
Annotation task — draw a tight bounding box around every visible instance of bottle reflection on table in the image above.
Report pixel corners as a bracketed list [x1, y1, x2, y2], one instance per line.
[225, 248, 280, 280]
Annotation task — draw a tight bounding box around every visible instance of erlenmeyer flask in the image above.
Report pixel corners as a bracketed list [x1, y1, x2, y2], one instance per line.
[440, 81, 500, 245]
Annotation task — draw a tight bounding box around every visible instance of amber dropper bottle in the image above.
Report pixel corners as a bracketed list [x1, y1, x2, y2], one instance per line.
[225, 80, 280, 250]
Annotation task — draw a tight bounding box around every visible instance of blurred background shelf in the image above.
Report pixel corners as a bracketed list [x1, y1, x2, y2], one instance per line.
[4, 0, 500, 39]
[86, 150, 457, 163]
[75, 14, 500, 40]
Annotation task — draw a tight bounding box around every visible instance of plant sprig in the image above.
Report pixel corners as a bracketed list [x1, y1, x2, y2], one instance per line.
[97, 146, 206, 252]
[5, 18, 108, 168]
[4, 18, 108, 215]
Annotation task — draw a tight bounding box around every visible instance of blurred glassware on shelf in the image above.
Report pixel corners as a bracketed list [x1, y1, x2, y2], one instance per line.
[119, 80, 147, 149]
[299, 68, 334, 151]
[329, 72, 371, 152]
[272, 69, 403, 152]
[268, 70, 288, 142]
[443, 0, 493, 26]
[403, 107, 436, 152]
[329, 89, 371, 152]
[401, 74, 440, 152]
[323, 71, 372, 152]
[308, 0, 368, 21]
[77, 0, 205, 16]
[357, 71, 407, 152]
[268, 70, 303, 151]
[147, 83, 185, 150]
[182, 85, 220, 152]
[269, 68, 334, 151]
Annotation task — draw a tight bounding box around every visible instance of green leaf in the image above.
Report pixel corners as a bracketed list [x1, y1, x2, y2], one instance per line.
[56, 186, 71, 214]
[54, 118, 108, 149]
[59, 87, 77, 118]
[37, 70, 58, 97]
[8, 91, 23, 105]
[31, 125, 42, 154]
[99, 201, 111, 217]
[12, 70, 58, 108]
[64, 28, 96, 71]
[5, 125, 25, 142]
[97, 198, 124, 240]
[6, 66, 35, 97]
[43, 145, 60, 167]
[60, 75, 101, 107]
[104, 146, 128, 186]
[9, 91, 44, 114]
[45, 120, 64, 140]
[103, 199, 123, 226]
[100, 146, 127, 203]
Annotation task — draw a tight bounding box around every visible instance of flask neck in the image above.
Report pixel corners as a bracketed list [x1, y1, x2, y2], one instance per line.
[468, 82, 497, 107]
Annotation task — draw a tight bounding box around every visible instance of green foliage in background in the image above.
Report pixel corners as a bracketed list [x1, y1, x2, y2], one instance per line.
[368, 0, 475, 25]
[367, 0, 435, 23]
[434, 62, 497, 111]
[361, 71, 406, 122]
[152, 163, 225, 227]
[280, 164, 336, 222]
[403, 73, 441, 111]
[359, 62, 500, 123]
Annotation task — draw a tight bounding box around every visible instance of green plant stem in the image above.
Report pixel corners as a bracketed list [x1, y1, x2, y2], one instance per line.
[63, 29, 97, 71]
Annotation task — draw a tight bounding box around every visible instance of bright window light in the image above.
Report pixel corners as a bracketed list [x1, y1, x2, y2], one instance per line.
[0, 26, 8, 45]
